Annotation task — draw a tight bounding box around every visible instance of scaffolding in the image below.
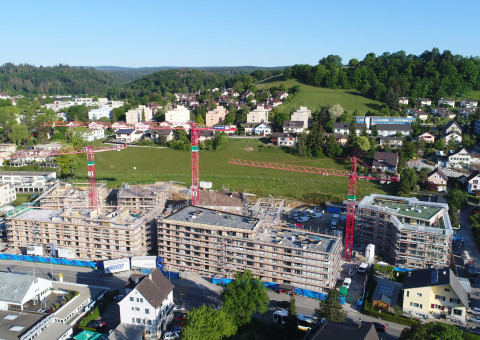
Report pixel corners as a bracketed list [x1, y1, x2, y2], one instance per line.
[248, 197, 284, 226]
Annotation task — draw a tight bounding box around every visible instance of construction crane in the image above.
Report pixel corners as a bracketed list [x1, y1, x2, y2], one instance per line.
[47, 120, 236, 206]
[9, 144, 126, 208]
[228, 157, 400, 261]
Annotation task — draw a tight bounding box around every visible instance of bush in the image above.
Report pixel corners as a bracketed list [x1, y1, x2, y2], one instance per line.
[362, 304, 419, 327]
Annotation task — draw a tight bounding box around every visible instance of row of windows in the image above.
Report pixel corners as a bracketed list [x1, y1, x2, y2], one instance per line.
[130, 306, 149, 314]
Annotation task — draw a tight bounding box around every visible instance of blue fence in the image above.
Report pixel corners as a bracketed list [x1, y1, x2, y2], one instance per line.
[212, 277, 344, 304]
[0, 253, 102, 269]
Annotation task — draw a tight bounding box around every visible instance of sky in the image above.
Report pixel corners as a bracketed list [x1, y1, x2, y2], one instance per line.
[2, 0, 480, 68]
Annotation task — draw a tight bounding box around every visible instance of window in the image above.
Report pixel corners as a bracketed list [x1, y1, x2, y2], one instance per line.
[450, 298, 459, 304]
[435, 295, 446, 301]
[444, 288, 451, 292]
[406, 291, 409, 297]
[130, 297, 134, 301]
[453, 309, 462, 316]
[416, 293, 422, 297]
[147, 320, 152, 325]
[410, 302, 422, 309]
[135, 307, 140, 311]
[136, 318, 141, 323]
[145, 308, 149, 314]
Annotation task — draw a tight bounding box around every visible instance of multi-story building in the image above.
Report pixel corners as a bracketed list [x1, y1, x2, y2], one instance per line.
[37, 182, 109, 208]
[126, 105, 153, 124]
[290, 106, 311, 129]
[247, 105, 269, 124]
[205, 105, 227, 126]
[0, 171, 56, 193]
[0, 143, 17, 158]
[0, 184, 16, 206]
[117, 184, 171, 211]
[88, 105, 113, 120]
[6, 205, 163, 261]
[355, 116, 416, 129]
[354, 194, 453, 269]
[164, 105, 191, 125]
[158, 206, 342, 293]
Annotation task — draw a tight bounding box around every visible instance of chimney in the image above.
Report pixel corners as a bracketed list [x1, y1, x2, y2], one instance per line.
[135, 277, 139, 285]
[149, 272, 152, 280]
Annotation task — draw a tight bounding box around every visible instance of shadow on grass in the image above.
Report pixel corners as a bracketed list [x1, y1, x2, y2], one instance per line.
[365, 103, 386, 111]
[256, 75, 286, 85]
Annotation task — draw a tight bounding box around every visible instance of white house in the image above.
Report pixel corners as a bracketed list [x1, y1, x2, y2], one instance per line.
[119, 269, 174, 338]
[165, 105, 191, 125]
[0, 272, 52, 311]
[245, 123, 271, 135]
[88, 105, 113, 121]
[460, 99, 478, 109]
[283, 121, 305, 133]
[417, 98, 432, 107]
[418, 132, 435, 143]
[447, 148, 480, 169]
[271, 133, 297, 146]
[376, 124, 411, 137]
[443, 121, 462, 135]
[444, 132, 462, 144]
[333, 123, 366, 135]
[0, 184, 16, 206]
[116, 129, 140, 143]
[398, 97, 409, 105]
[438, 98, 455, 108]
[290, 106, 311, 129]
[125, 105, 153, 124]
[0, 171, 56, 193]
[466, 171, 480, 195]
[247, 105, 269, 123]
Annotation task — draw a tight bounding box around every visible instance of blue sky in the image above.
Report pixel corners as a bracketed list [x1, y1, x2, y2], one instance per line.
[2, 0, 479, 67]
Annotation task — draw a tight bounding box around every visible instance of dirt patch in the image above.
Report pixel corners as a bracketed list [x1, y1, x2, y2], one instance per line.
[244, 146, 254, 151]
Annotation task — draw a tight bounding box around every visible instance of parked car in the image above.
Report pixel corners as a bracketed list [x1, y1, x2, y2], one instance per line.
[469, 315, 480, 323]
[311, 212, 323, 218]
[468, 327, 480, 335]
[358, 263, 369, 274]
[164, 331, 180, 339]
[365, 322, 386, 332]
[313, 206, 323, 212]
[342, 278, 351, 289]
[296, 216, 309, 223]
[87, 320, 106, 328]
[113, 294, 125, 301]
[469, 307, 480, 316]
[295, 223, 305, 229]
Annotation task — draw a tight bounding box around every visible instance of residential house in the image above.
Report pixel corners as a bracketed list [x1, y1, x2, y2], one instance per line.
[459, 108, 476, 119]
[134, 122, 150, 132]
[466, 171, 480, 195]
[416, 111, 429, 122]
[205, 106, 227, 126]
[164, 105, 191, 125]
[433, 108, 456, 119]
[333, 123, 366, 135]
[418, 132, 435, 143]
[0, 171, 56, 193]
[271, 133, 297, 146]
[0, 143, 17, 158]
[378, 136, 404, 148]
[427, 168, 448, 192]
[355, 116, 415, 129]
[283, 121, 305, 133]
[199, 130, 215, 142]
[271, 99, 282, 107]
[125, 105, 153, 124]
[446, 148, 480, 168]
[0, 272, 52, 311]
[80, 128, 105, 142]
[371, 278, 401, 312]
[375, 124, 411, 137]
[372, 152, 398, 172]
[150, 129, 174, 143]
[245, 123, 271, 135]
[303, 321, 379, 340]
[116, 129, 144, 143]
[460, 99, 478, 109]
[324, 133, 348, 146]
[417, 98, 432, 107]
[402, 267, 468, 323]
[0, 92, 10, 100]
[438, 98, 455, 108]
[398, 97, 409, 105]
[0, 184, 16, 206]
[276, 91, 289, 100]
[88, 105, 112, 120]
[247, 105, 269, 123]
[444, 132, 462, 144]
[119, 269, 174, 338]
[443, 121, 462, 135]
[290, 106, 311, 129]
[112, 122, 130, 131]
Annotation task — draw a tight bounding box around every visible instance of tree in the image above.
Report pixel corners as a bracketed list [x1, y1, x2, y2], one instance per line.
[400, 322, 462, 340]
[221, 269, 270, 327]
[446, 188, 467, 210]
[398, 167, 419, 195]
[8, 124, 28, 145]
[314, 289, 346, 322]
[306, 122, 325, 157]
[67, 105, 88, 122]
[56, 153, 79, 177]
[354, 136, 370, 152]
[181, 305, 236, 340]
[286, 296, 298, 332]
[400, 323, 427, 340]
[324, 135, 341, 158]
[213, 132, 228, 151]
[328, 104, 344, 119]
[297, 134, 307, 157]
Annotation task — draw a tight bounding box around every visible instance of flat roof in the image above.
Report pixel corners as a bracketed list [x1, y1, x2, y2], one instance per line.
[117, 184, 169, 198]
[371, 198, 442, 221]
[52, 282, 106, 320]
[0, 310, 45, 340]
[0, 171, 55, 177]
[163, 206, 259, 231]
[9, 208, 62, 222]
[35, 322, 72, 340]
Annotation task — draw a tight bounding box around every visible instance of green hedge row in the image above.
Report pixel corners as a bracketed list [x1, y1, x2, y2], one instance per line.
[362, 305, 419, 327]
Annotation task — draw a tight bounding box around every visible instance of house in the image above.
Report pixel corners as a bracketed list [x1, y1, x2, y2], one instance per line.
[88, 105, 112, 120]
[459, 108, 476, 119]
[446, 148, 480, 168]
[283, 121, 305, 133]
[444, 132, 462, 144]
[0, 272, 52, 311]
[245, 123, 271, 135]
[418, 132, 435, 143]
[290, 106, 311, 128]
[119, 269, 174, 338]
[398, 97, 409, 105]
[165, 105, 191, 125]
[205, 105, 227, 126]
[375, 124, 411, 137]
[0, 171, 56, 193]
[372, 152, 398, 172]
[324, 133, 348, 146]
[116, 129, 140, 143]
[276, 91, 289, 100]
[378, 136, 404, 148]
[199, 130, 215, 142]
[402, 267, 469, 323]
[271, 133, 297, 146]
[416, 111, 429, 122]
[460, 99, 478, 109]
[0, 184, 16, 206]
[438, 98, 455, 108]
[333, 123, 366, 135]
[303, 321, 379, 340]
[125, 105, 153, 124]
[427, 168, 448, 192]
[0, 92, 10, 100]
[466, 171, 480, 195]
[0, 143, 17, 158]
[112, 122, 130, 131]
[442, 121, 462, 135]
[371, 278, 401, 312]
[355, 116, 415, 129]
[80, 128, 105, 142]
[150, 129, 174, 143]
[247, 105, 269, 123]
[417, 98, 432, 107]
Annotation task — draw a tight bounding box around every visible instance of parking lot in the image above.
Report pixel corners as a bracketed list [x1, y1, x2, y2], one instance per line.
[282, 205, 346, 236]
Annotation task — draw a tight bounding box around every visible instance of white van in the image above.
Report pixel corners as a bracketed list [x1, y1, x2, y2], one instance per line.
[331, 219, 338, 230]
[358, 262, 369, 274]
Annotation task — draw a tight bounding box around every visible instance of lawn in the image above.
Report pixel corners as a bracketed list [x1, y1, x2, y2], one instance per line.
[70, 139, 396, 202]
[256, 77, 385, 114]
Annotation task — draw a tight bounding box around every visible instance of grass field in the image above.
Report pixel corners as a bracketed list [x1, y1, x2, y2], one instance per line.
[256, 77, 385, 114]
[69, 139, 396, 203]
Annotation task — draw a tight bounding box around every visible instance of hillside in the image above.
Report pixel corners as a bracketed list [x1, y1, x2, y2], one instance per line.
[0, 63, 125, 96]
[257, 77, 384, 114]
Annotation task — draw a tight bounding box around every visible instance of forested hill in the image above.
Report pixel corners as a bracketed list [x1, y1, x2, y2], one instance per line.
[284, 49, 480, 109]
[0, 63, 125, 96]
[97, 65, 284, 82]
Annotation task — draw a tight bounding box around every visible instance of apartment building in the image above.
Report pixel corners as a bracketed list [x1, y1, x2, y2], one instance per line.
[158, 206, 342, 293]
[164, 105, 191, 125]
[290, 106, 311, 129]
[6, 205, 163, 261]
[355, 116, 416, 129]
[117, 184, 171, 211]
[126, 105, 153, 124]
[247, 105, 269, 123]
[38, 183, 109, 208]
[205, 105, 227, 126]
[0, 143, 16, 158]
[354, 194, 453, 269]
[0, 171, 56, 193]
[0, 184, 16, 206]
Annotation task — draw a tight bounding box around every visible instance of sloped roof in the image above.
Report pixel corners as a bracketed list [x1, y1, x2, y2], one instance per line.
[372, 152, 398, 168]
[443, 121, 462, 134]
[134, 269, 174, 308]
[375, 124, 411, 131]
[428, 168, 448, 181]
[305, 321, 378, 340]
[466, 170, 480, 182]
[115, 129, 135, 134]
[371, 278, 401, 307]
[0, 272, 36, 304]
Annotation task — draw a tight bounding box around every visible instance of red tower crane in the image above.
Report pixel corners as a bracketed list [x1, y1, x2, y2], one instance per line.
[9, 144, 126, 208]
[228, 157, 399, 261]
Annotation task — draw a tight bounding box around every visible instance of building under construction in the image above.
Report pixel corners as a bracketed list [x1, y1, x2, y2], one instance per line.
[354, 194, 453, 269]
[117, 183, 171, 211]
[157, 206, 342, 292]
[37, 182, 110, 208]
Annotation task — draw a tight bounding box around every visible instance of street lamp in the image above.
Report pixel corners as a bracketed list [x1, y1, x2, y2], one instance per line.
[322, 210, 325, 232]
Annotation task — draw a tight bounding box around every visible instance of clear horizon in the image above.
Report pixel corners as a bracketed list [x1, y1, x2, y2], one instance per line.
[2, 0, 479, 68]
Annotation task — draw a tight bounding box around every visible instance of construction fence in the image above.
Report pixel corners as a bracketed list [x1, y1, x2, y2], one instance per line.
[0, 253, 103, 269]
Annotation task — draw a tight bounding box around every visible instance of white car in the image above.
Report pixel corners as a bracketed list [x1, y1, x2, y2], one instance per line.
[470, 307, 480, 316]
[296, 216, 309, 223]
[469, 315, 480, 324]
[358, 262, 369, 274]
[164, 331, 180, 339]
[311, 212, 323, 218]
[342, 278, 352, 289]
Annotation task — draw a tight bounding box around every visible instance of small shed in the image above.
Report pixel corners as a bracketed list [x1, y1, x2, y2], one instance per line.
[371, 278, 401, 312]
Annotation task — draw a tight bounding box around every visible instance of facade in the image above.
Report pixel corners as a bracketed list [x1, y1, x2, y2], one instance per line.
[116, 129, 144, 143]
[6, 204, 164, 261]
[398, 97, 409, 105]
[245, 123, 271, 135]
[354, 194, 453, 269]
[205, 106, 227, 126]
[427, 168, 448, 192]
[117, 184, 171, 211]
[0, 143, 17, 158]
[80, 128, 105, 142]
[158, 206, 342, 293]
[283, 121, 305, 133]
[88, 105, 112, 120]
[0, 184, 16, 206]
[333, 123, 366, 135]
[378, 136, 404, 148]
[372, 152, 398, 172]
[460, 99, 478, 108]
[247, 105, 269, 123]
[125, 105, 153, 124]
[324, 133, 348, 146]
[0, 272, 52, 311]
[375, 124, 411, 137]
[447, 148, 480, 168]
[444, 132, 462, 144]
[443, 121, 462, 135]
[0, 171, 56, 193]
[271, 133, 297, 146]
[417, 98, 432, 107]
[38, 182, 109, 208]
[290, 106, 311, 129]
[119, 269, 174, 338]
[466, 171, 480, 195]
[355, 116, 415, 129]
[164, 105, 191, 124]
[438, 98, 455, 107]
[418, 132, 435, 143]
[402, 268, 468, 323]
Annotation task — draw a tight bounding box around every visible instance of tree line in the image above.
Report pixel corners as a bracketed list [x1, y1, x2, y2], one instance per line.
[284, 49, 480, 108]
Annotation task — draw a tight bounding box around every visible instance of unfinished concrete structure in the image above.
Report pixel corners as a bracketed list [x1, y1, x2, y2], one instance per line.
[37, 182, 109, 208]
[117, 183, 171, 211]
[158, 206, 342, 292]
[198, 190, 245, 214]
[354, 194, 453, 269]
[6, 205, 164, 261]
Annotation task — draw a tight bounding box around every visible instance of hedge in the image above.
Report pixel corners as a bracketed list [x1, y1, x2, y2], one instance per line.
[362, 305, 419, 327]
